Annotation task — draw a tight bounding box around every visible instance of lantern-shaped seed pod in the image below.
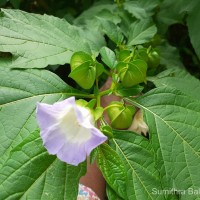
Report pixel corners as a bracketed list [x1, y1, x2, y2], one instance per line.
[69, 51, 103, 89]
[107, 101, 136, 129]
[147, 50, 160, 68]
[116, 59, 147, 87]
[118, 49, 133, 62]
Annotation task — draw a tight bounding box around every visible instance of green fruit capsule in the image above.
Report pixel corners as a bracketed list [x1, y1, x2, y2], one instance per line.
[136, 48, 149, 62]
[118, 50, 132, 62]
[69, 61, 96, 89]
[116, 59, 147, 87]
[69, 51, 104, 89]
[70, 51, 93, 71]
[147, 50, 160, 68]
[107, 102, 136, 129]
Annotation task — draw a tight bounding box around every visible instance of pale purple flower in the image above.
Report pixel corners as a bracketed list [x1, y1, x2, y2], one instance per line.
[36, 97, 107, 166]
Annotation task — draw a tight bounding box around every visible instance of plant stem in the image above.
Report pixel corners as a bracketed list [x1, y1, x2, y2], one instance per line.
[99, 89, 112, 97]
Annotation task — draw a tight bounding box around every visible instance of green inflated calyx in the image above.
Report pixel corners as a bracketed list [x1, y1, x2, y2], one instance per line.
[70, 51, 93, 71]
[147, 49, 160, 68]
[107, 101, 136, 129]
[69, 51, 103, 89]
[135, 48, 149, 62]
[118, 50, 133, 62]
[116, 59, 147, 87]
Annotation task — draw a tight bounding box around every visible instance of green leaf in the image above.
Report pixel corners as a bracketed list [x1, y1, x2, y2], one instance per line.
[100, 47, 117, 69]
[187, 2, 200, 60]
[127, 19, 157, 46]
[100, 125, 113, 139]
[109, 130, 165, 200]
[0, 67, 86, 167]
[106, 184, 124, 200]
[0, 9, 103, 69]
[158, 42, 184, 68]
[151, 68, 200, 100]
[126, 87, 200, 199]
[123, 1, 147, 19]
[99, 18, 124, 45]
[157, 0, 198, 33]
[74, 2, 120, 26]
[124, 0, 159, 19]
[96, 143, 127, 199]
[0, 130, 86, 200]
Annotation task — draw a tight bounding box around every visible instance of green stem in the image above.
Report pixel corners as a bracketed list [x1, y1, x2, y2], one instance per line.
[97, 95, 101, 107]
[72, 79, 114, 103]
[99, 89, 112, 97]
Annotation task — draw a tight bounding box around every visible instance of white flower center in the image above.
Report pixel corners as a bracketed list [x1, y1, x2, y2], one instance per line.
[59, 105, 93, 144]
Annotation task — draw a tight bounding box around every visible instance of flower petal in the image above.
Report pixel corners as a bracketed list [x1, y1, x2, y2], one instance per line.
[57, 142, 87, 166]
[56, 128, 107, 166]
[41, 124, 66, 154]
[85, 127, 107, 155]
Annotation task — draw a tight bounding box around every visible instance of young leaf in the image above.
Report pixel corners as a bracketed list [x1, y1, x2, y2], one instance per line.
[127, 19, 157, 46]
[98, 18, 124, 45]
[123, 1, 147, 20]
[0, 130, 86, 200]
[96, 143, 127, 199]
[124, 0, 160, 19]
[74, 2, 119, 26]
[126, 87, 200, 197]
[100, 46, 117, 69]
[109, 130, 166, 200]
[0, 9, 103, 69]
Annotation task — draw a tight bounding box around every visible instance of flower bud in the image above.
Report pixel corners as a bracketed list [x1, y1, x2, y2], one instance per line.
[107, 102, 136, 129]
